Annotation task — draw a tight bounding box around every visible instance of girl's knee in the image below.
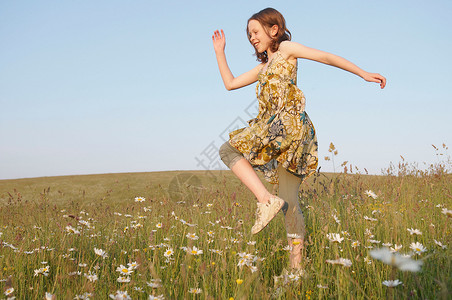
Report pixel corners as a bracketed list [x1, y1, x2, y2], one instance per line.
[219, 142, 243, 168]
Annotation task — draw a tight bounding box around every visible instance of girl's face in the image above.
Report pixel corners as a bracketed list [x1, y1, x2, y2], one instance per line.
[247, 19, 276, 54]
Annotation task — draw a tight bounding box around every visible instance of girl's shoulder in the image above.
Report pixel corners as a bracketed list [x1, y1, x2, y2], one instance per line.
[278, 41, 298, 65]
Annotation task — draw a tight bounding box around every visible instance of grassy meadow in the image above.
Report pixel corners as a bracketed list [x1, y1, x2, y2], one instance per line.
[0, 147, 451, 299]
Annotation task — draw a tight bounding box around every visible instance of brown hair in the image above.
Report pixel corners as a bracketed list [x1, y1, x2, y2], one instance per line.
[247, 8, 291, 63]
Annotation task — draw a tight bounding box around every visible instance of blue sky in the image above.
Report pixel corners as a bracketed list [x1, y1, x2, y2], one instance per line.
[1, 0, 451, 179]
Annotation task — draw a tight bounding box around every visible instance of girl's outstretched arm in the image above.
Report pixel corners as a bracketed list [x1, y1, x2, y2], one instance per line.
[279, 41, 386, 89]
[212, 29, 262, 91]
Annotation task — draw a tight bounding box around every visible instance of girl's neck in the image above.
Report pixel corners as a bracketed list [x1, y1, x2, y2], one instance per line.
[267, 49, 278, 62]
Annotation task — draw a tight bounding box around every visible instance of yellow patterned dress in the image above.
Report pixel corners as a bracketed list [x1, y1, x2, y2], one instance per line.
[228, 51, 318, 184]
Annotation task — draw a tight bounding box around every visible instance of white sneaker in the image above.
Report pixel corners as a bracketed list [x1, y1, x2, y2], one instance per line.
[251, 195, 285, 234]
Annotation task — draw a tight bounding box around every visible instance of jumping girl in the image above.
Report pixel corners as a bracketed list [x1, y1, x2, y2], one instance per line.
[212, 7, 386, 270]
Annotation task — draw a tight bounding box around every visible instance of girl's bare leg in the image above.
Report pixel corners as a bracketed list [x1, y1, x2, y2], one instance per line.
[288, 238, 304, 269]
[230, 158, 272, 204]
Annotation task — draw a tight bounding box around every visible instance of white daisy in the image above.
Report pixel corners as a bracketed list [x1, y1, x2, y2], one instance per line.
[186, 233, 199, 240]
[441, 208, 452, 217]
[188, 246, 203, 255]
[326, 233, 344, 243]
[410, 242, 427, 255]
[164, 248, 174, 258]
[433, 239, 447, 249]
[188, 288, 202, 294]
[365, 190, 378, 199]
[116, 265, 133, 276]
[4, 288, 14, 296]
[94, 248, 108, 259]
[390, 244, 403, 253]
[117, 276, 131, 283]
[109, 290, 131, 300]
[407, 228, 422, 235]
[84, 272, 98, 282]
[382, 279, 402, 287]
[326, 258, 352, 267]
[370, 248, 422, 272]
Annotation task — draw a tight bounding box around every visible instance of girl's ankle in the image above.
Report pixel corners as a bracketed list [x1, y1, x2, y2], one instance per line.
[257, 191, 272, 204]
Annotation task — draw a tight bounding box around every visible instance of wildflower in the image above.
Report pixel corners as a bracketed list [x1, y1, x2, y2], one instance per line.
[382, 242, 392, 247]
[382, 279, 402, 287]
[34, 266, 50, 276]
[247, 241, 256, 246]
[135, 197, 145, 202]
[148, 295, 165, 300]
[351, 241, 360, 248]
[326, 258, 352, 267]
[65, 225, 80, 235]
[127, 261, 139, 269]
[45, 292, 55, 300]
[164, 248, 174, 258]
[116, 265, 134, 276]
[368, 239, 381, 244]
[407, 228, 422, 235]
[236, 279, 243, 285]
[207, 231, 214, 237]
[441, 208, 452, 217]
[109, 290, 131, 300]
[188, 246, 203, 255]
[365, 228, 374, 238]
[84, 272, 98, 282]
[390, 244, 402, 253]
[68, 271, 82, 276]
[147, 279, 162, 288]
[74, 292, 93, 299]
[332, 214, 341, 224]
[207, 203, 213, 207]
[156, 223, 162, 228]
[188, 288, 202, 294]
[4, 288, 14, 296]
[131, 223, 143, 229]
[117, 276, 131, 283]
[364, 216, 377, 222]
[186, 233, 199, 240]
[237, 258, 247, 267]
[434, 239, 447, 249]
[237, 252, 253, 260]
[317, 284, 328, 289]
[248, 265, 258, 273]
[365, 190, 378, 199]
[364, 257, 372, 264]
[94, 248, 108, 259]
[209, 249, 223, 255]
[370, 248, 422, 272]
[326, 233, 344, 243]
[410, 242, 427, 255]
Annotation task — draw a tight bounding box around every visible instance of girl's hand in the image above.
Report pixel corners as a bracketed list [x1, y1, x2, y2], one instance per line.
[362, 72, 387, 89]
[212, 29, 226, 53]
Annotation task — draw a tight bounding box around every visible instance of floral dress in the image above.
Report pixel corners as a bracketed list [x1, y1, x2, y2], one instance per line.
[228, 51, 318, 184]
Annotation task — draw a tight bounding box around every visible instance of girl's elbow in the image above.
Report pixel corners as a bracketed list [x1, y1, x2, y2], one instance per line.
[225, 81, 235, 91]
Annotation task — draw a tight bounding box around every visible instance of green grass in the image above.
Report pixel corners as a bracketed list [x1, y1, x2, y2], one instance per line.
[0, 160, 451, 299]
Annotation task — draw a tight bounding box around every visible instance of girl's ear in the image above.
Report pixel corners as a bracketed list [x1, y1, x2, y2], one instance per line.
[270, 25, 279, 37]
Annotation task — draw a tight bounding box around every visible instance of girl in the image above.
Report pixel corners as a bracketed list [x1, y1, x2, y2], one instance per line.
[212, 7, 386, 270]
